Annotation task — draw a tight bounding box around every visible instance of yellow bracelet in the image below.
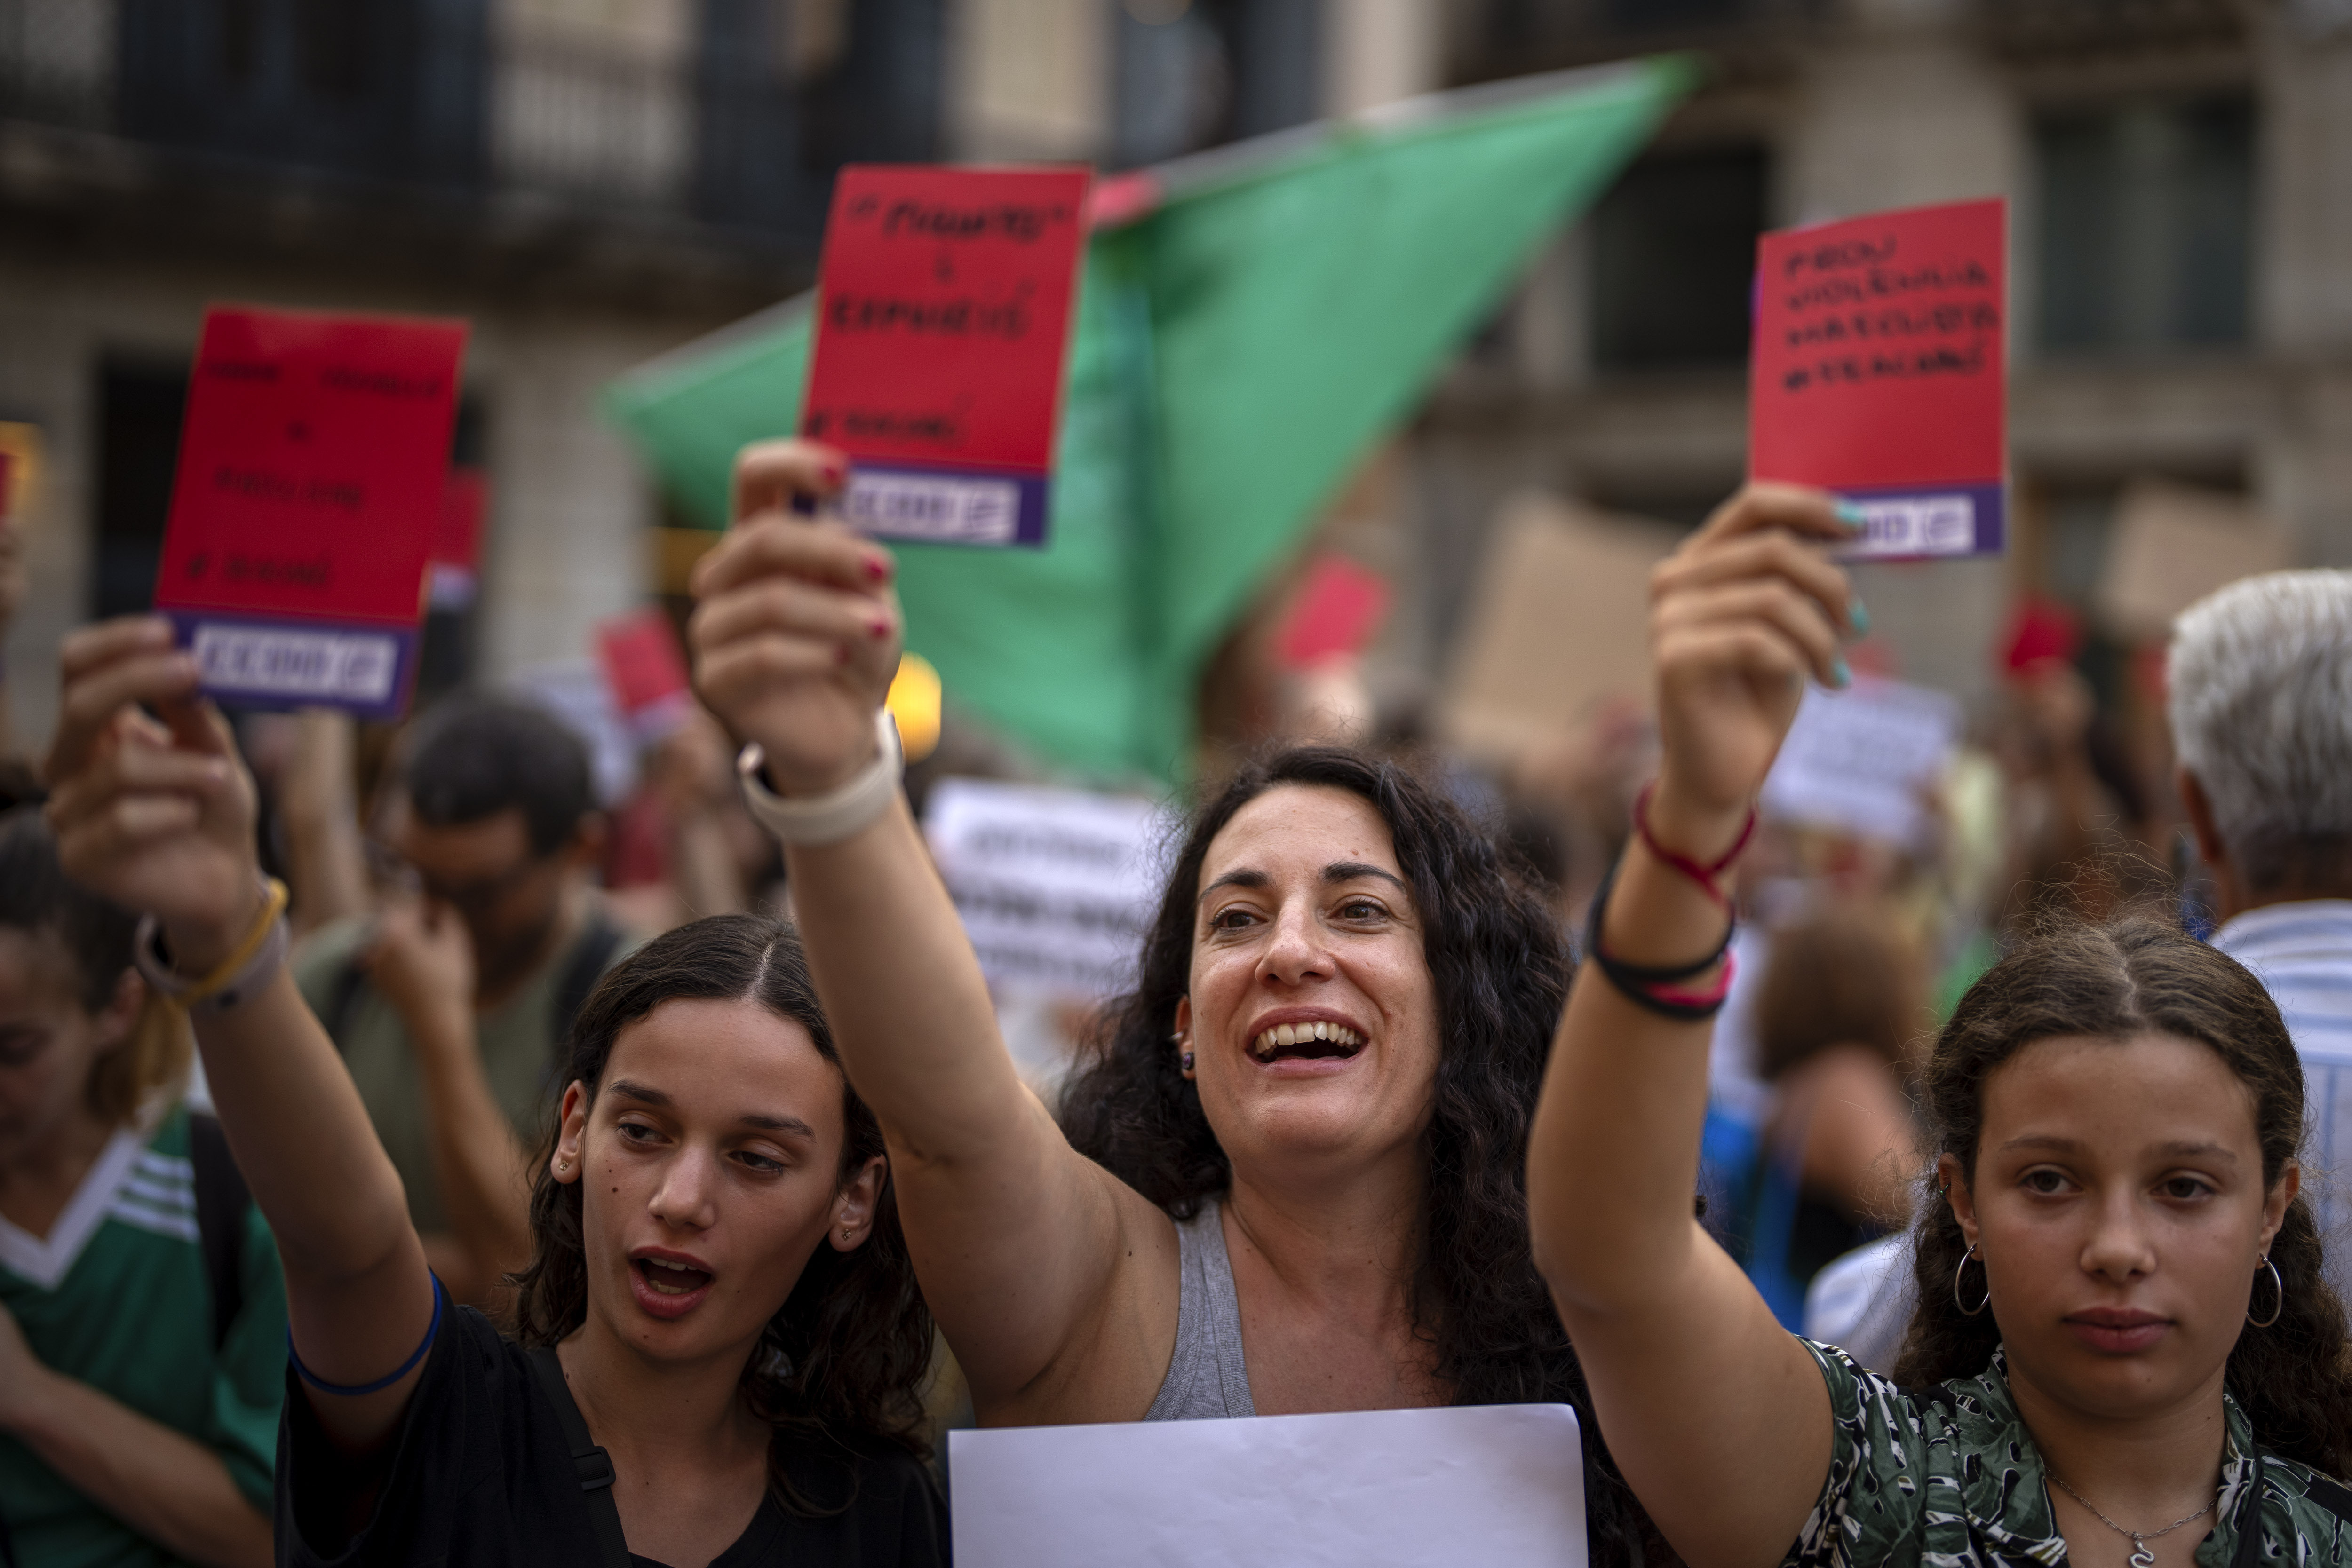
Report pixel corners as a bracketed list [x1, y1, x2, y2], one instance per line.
[181, 878, 290, 1007]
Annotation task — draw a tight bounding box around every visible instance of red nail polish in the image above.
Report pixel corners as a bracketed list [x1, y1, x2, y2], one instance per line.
[861, 553, 890, 583]
[822, 461, 847, 485]
[869, 617, 891, 638]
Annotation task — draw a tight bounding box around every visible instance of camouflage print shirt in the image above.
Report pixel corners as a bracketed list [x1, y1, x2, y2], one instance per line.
[1783, 1339, 2352, 1568]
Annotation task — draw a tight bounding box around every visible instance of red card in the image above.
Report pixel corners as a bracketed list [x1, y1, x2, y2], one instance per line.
[803, 164, 1090, 548]
[596, 608, 692, 722]
[1276, 554, 1391, 670]
[1750, 198, 2006, 560]
[154, 305, 469, 715]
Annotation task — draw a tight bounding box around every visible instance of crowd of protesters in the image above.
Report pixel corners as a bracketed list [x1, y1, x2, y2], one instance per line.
[4, 435, 2352, 1566]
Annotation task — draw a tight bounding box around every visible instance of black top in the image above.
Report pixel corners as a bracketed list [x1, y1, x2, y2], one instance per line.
[276, 1297, 948, 1568]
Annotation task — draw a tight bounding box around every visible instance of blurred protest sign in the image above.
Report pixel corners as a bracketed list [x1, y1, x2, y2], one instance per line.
[886, 651, 944, 761]
[1761, 676, 1962, 849]
[951, 1404, 1587, 1568]
[804, 165, 1090, 548]
[153, 305, 468, 718]
[595, 607, 695, 742]
[1444, 491, 1679, 764]
[1276, 553, 1391, 670]
[428, 467, 488, 610]
[2095, 478, 2291, 645]
[923, 778, 1170, 998]
[610, 61, 1691, 782]
[1751, 198, 2006, 562]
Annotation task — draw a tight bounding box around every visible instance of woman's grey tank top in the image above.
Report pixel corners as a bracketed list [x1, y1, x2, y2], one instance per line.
[1143, 1200, 1257, 1420]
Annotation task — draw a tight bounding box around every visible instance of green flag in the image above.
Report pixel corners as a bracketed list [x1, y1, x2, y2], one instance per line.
[606, 57, 1692, 784]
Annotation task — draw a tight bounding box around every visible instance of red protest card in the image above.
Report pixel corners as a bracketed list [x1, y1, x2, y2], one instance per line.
[802, 164, 1091, 548]
[596, 607, 693, 728]
[1750, 198, 2006, 561]
[154, 305, 468, 716]
[1276, 554, 1391, 670]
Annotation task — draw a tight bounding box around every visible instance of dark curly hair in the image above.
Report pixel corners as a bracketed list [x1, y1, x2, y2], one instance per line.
[510, 914, 935, 1511]
[1891, 915, 2352, 1476]
[1061, 746, 1658, 1564]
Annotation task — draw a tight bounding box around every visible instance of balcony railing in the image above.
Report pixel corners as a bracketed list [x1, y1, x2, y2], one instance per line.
[0, 0, 830, 236]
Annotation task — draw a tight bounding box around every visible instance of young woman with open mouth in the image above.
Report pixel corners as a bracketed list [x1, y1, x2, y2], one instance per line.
[1525, 483, 2352, 1567]
[40, 619, 945, 1568]
[684, 440, 1658, 1560]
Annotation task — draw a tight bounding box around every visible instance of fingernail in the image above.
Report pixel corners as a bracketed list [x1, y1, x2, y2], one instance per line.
[822, 461, 848, 485]
[1830, 657, 1852, 689]
[1849, 597, 1870, 636]
[1833, 499, 1868, 530]
[868, 617, 891, 639]
[861, 551, 892, 584]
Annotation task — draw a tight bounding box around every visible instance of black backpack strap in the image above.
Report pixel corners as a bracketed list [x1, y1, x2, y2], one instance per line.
[526, 1346, 631, 1568]
[187, 1112, 249, 1355]
[549, 911, 626, 1062]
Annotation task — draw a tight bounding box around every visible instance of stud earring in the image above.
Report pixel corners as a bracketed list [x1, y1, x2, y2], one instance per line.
[1181, 1051, 1195, 1072]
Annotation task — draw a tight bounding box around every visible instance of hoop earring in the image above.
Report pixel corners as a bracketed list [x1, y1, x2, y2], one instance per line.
[1954, 1243, 1991, 1317]
[2248, 1253, 2285, 1328]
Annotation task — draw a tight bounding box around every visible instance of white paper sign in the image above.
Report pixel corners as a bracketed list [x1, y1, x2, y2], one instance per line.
[949, 1404, 1587, 1568]
[923, 778, 1174, 998]
[1761, 677, 1962, 849]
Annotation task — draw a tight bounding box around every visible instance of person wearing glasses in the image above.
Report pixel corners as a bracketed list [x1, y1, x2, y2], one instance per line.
[291, 696, 640, 1304]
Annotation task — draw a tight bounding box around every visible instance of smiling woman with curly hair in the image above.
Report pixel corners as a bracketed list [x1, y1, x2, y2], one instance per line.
[683, 438, 1662, 1565]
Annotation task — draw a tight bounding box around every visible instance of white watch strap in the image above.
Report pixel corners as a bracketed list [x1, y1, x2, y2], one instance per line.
[737, 712, 905, 847]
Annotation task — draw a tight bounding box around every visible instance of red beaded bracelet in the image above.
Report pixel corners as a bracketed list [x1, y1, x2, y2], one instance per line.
[1631, 783, 1757, 911]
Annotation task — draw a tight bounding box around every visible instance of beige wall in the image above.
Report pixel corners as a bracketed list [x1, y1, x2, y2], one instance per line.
[945, 0, 1109, 161]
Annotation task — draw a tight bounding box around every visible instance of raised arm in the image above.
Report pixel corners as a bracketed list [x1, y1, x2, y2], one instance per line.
[687, 443, 1175, 1421]
[43, 619, 436, 1452]
[1526, 485, 1864, 1568]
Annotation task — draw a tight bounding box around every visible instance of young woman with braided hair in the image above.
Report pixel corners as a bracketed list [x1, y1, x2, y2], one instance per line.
[1526, 483, 2352, 1568]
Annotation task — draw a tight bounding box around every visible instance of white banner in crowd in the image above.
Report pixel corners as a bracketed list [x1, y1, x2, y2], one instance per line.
[1760, 676, 1962, 849]
[922, 778, 1174, 998]
[950, 1404, 1588, 1568]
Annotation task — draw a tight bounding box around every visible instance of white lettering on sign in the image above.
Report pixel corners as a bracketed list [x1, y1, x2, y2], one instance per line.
[191, 623, 399, 703]
[924, 778, 1174, 998]
[845, 470, 1019, 545]
[1841, 493, 1976, 560]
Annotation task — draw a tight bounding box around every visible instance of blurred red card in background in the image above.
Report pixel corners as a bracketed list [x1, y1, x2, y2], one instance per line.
[1750, 198, 2006, 561]
[803, 164, 1090, 549]
[1276, 554, 1391, 670]
[153, 304, 468, 716]
[596, 607, 694, 736]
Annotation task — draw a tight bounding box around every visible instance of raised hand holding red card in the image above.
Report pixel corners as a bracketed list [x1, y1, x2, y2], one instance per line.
[1749, 198, 2006, 561]
[153, 304, 468, 717]
[801, 165, 1090, 548]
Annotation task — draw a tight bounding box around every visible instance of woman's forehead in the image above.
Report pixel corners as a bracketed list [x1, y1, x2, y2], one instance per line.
[606, 997, 843, 1134]
[1979, 1030, 2263, 1152]
[1198, 785, 1403, 884]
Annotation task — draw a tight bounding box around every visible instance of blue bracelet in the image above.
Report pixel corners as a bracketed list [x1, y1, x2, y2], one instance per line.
[289, 1274, 444, 1397]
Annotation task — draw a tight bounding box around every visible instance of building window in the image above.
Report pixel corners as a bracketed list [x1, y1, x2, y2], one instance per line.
[2035, 95, 2254, 354]
[1589, 144, 1769, 373]
[92, 358, 187, 622]
[1112, 0, 1319, 169]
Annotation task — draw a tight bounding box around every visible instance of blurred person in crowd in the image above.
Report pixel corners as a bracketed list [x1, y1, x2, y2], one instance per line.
[1804, 568, 2352, 1369]
[0, 808, 283, 1568]
[1990, 599, 2160, 926]
[294, 693, 641, 1304]
[1530, 484, 2352, 1566]
[240, 709, 372, 941]
[1739, 903, 1923, 1327]
[0, 485, 22, 758]
[686, 441, 1664, 1563]
[40, 625, 945, 1565]
[2173, 570, 2352, 1297]
[605, 708, 775, 934]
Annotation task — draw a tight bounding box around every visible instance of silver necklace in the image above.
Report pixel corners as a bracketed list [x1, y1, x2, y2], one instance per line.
[2047, 1472, 2217, 1568]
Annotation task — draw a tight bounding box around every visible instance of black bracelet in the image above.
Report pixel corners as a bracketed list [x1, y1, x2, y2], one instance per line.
[1581, 852, 1738, 1021]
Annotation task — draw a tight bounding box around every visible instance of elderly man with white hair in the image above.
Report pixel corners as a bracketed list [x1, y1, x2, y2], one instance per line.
[1804, 567, 2352, 1367]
